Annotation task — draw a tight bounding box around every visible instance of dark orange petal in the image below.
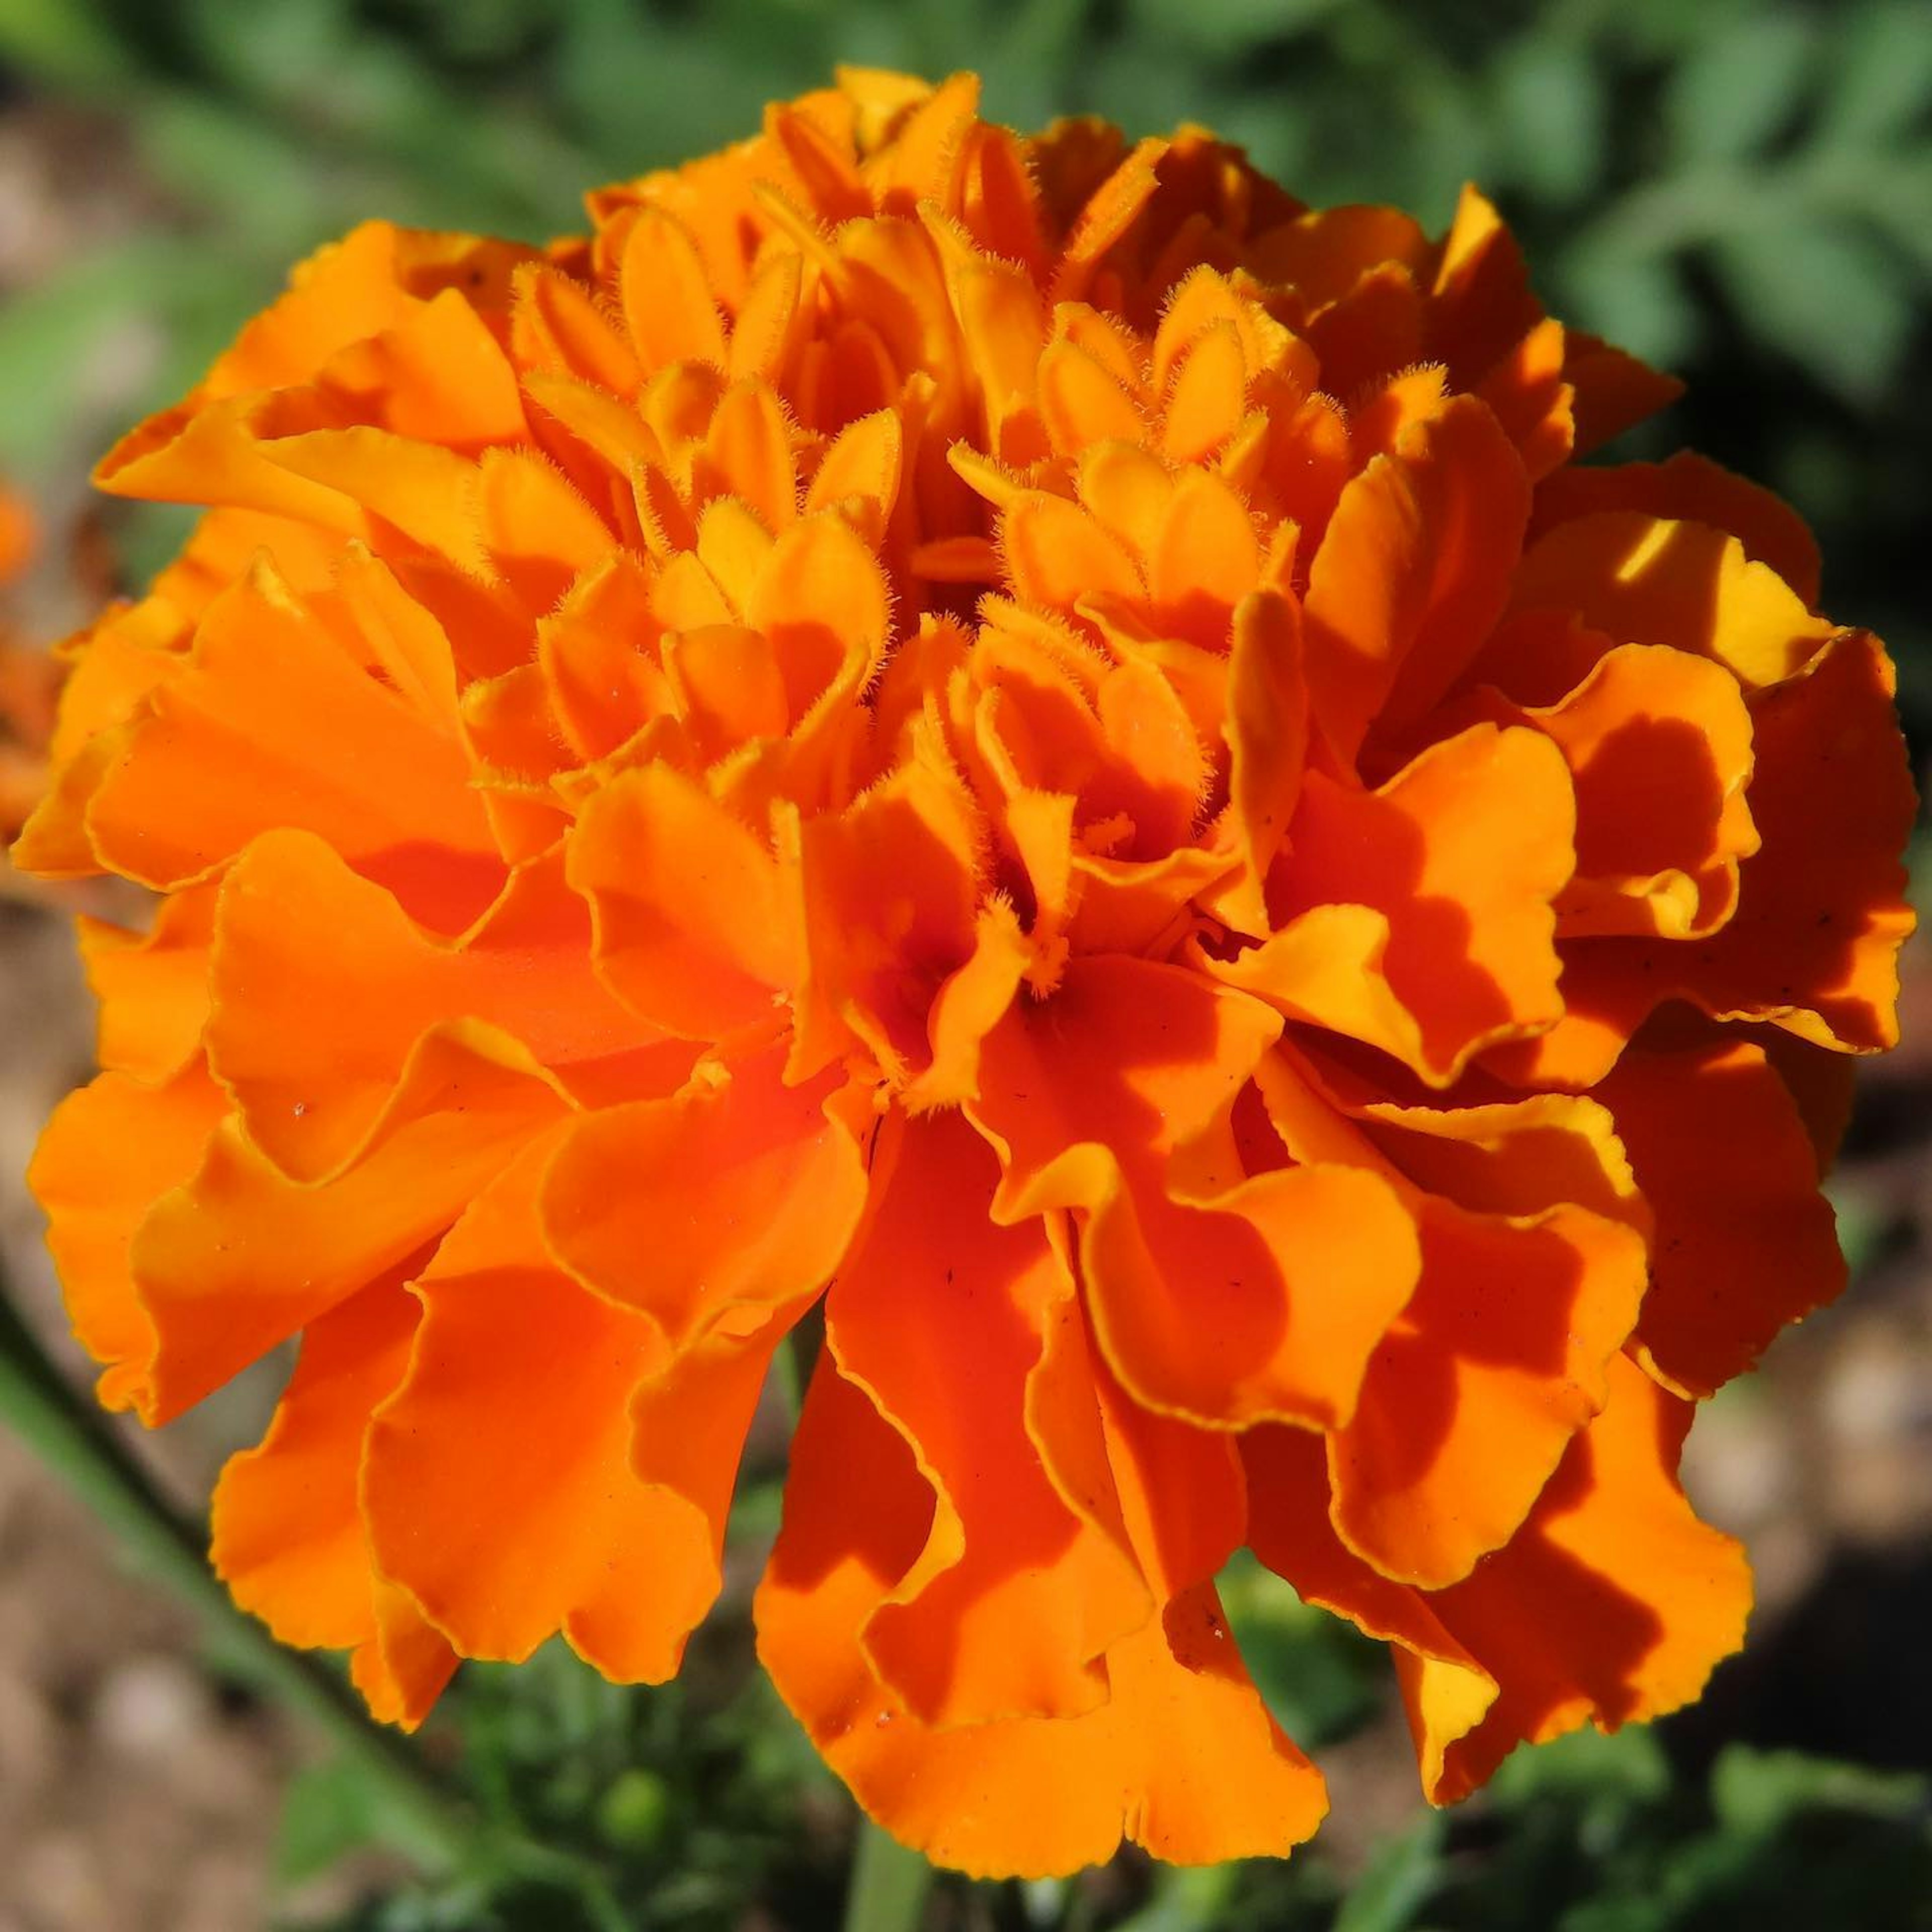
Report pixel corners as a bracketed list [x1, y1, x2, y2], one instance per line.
[1325, 1196, 1646, 1586]
[1265, 726, 1574, 1082]
[1601, 1037, 1845, 1397]
[1303, 395, 1528, 764]
[972, 956, 1418, 1428]
[1403, 1355, 1751, 1802]
[828, 1111, 1150, 1725]
[1451, 642, 1757, 940]
[1248, 1353, 1750, 1805]
[757, 1357, 1327, 1877]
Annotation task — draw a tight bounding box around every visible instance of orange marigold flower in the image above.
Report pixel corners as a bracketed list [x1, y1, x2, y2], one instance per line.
[19, 70, 1915, 1874]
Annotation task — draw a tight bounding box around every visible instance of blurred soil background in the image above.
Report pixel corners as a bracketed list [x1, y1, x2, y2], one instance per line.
[1, 2, 1930, 1928]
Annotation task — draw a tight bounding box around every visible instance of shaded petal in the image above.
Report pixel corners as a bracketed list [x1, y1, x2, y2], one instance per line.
[568, 761, 803, 1037]
[1302, 395, 1527, 764]
[971, 956, 1418, 1428]
[541, 1041, 868, 1348]
[1247, 1354, 1750, 1804]
[364, 1133, 725, 1682]
[127, 1025, 568, 1423]
[1602, 1036, 1845, 1398]
[1264, 726, 1574, 1082]
[757, 1356, 1327, 1878]
[829, 1111, 1151, 1726]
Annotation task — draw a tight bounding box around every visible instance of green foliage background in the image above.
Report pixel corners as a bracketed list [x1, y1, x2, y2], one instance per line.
[1, 2, 1928, 1927]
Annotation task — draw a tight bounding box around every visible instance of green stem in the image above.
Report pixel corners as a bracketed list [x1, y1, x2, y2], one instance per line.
[0, 1287, 473, 1870]
[843, 1816, 934, 1932]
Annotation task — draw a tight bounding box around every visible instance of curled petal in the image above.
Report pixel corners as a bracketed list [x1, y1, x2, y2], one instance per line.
[972, 956, 1419, 1428]
[829, 1111, 1151, 1725]
[758, 1355, 1328, 1878]
[365, 1135, 721, 1682]
[127, 1025, 568, 1423]
[1263, 725, 1575, 1082]
[542, 1041, 868, 1348]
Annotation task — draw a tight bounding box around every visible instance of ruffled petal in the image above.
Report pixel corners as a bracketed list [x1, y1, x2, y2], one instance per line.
[364, 1133, 724, 1681]
[568, 761, 803, 1037]
[972, 955, 1419, 1428]
[207, 830, 679, 1179]
[1261, 724, 1575, 1082]
[757, 1355, 1328, 1878]
[1602, 1035, 1845, 1398]
[1247, 1352, 1750, 1804]
[27, 1059, 226, 1410]
[541, 1040, 869, 1347]
[127, 1026, 568, 1423]
[211, 1269, 418, 1651]
[827, 1110, 1151, 1725]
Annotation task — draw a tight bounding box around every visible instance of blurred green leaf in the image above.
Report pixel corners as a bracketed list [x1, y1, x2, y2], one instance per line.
[1820, 2, 1932, 146]
[1713, 220, 1912, 405]
[1709, 1745, 1931, 1835]
[0, 0, 135, 88]
[1664, 10, 1816, 163]
[1492, 34, 1604, 204]
[1332, 1811, 1445, 1932]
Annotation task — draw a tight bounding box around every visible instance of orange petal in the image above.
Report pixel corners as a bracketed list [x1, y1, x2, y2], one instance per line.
[568, 761, 802, 1037]
[828, 1111, 1151, 1725]
[1218, 588, 1309, 936]
[208, 831, 679, 1179]
[971, 956, 1418, 1428]
[1453, 641, 1757, 940]
[618, 207, 730, 371]
[1269, 726, 1575, 1083]
[364, 1134, 721, 1680]
[756, 1356, 1328, 1878]
[1401, 1355, 1750, 1803]
[1302, 395, 1528, 764]
[794, 746, 986, 1080]
[211, 1270, 418, 1651]
[1602, 1037, 1845, 1397]
[1325, 1196, 1647, 1586]
[1001, 492, 1143, 613]
[127, 1025, 568, 1424]
[1247, 1353, 1750, 1805]
[82, 562, 503, 929]
[1668, 630, 1915, 1051]
[76, 883, 218, 1080]
[1507, 512, 1831, 693]
[541, 1042, 868, 1348]
[27, 1059, 225, 1409]
[1530, 451, 1822, 609]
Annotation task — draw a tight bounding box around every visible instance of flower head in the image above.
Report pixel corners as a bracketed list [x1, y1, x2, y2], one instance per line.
[21, 71, 1914, 1874]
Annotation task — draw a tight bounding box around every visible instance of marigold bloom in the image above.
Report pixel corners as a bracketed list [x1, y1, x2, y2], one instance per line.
[20, 72, 1915, 1874]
